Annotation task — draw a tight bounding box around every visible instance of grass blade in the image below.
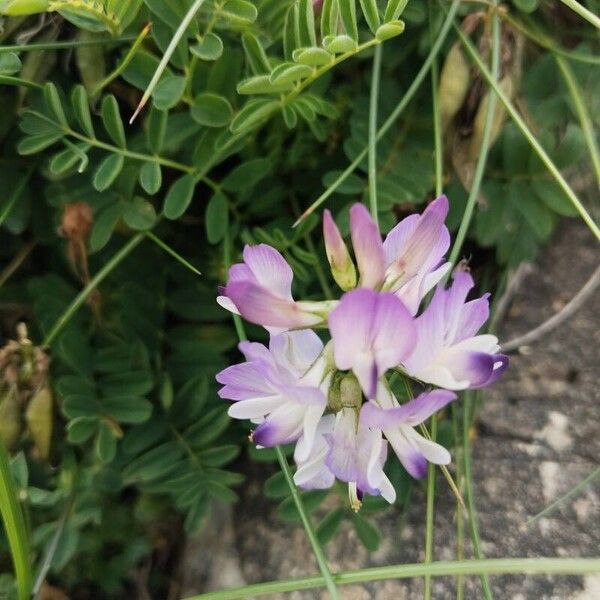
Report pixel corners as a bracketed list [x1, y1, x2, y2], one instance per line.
[0, 440, 32, 600]
[183, 557, 600, 600]
[130, 0, 207, 123]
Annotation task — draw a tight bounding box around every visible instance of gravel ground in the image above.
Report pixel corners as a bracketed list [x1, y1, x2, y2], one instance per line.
[181, 219, 600, 600]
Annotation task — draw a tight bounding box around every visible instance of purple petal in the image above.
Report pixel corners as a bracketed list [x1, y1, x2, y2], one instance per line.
[225, 281, 321, 329]
[454, 296, 490, 342]
[474, 353, 509, 388]
[329, 289, 416, 398]
[216, 361, 277, 401]
[269, 330, 323, 375]
[384, 197, 450, 286]
[252, 402, 304, 446]
[350, 203, 385, 289]
[386, 430, 429, 479]
[361, 390, 457, 429]
[443, 350, 496, 388]
[242, 244, 293, 299]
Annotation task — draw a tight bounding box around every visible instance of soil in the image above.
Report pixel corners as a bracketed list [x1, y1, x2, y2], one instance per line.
[181, 219, 600, 600]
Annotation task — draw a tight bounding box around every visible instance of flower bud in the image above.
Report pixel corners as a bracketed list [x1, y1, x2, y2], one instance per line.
[438, 43, 471, 132]
[323, 209, 356, 291]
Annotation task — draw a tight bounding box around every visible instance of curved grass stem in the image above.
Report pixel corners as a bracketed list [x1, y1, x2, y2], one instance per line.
[183, 557, 600, 600]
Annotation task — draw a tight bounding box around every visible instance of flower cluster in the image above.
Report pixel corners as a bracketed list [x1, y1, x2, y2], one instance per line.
[216, 197, 507, 509]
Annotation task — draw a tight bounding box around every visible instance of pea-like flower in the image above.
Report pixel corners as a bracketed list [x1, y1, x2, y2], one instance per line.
[403, 271, 509, 389]
[361, 385, 457, 479]
[216, 330, 330, 461]
[323, 196, 451, 314]
[216, 196, 508, 509]
[217, 244, 327, 332]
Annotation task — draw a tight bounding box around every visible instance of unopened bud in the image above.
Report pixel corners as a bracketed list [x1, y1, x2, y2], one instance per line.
[323, 210, 356, 291]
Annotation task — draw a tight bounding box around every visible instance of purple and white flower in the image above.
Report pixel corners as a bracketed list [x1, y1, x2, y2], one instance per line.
[403, 271, 509, 390]
[325, 407, 396, 508]
[217, 244, 325, 332]
[328, 288, 416, 398]
[361, 385, 457, 479]
[216, 329, 330, 460]
[324, 197, 451, 314]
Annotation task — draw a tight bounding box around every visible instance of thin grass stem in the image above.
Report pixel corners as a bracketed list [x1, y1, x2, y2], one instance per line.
[554, 55, 600, 187]
[146, 231, 202, 276]
[275, 448, 340, 600]
[559, 0, 600, 29]
[527, 466, 600, 525]
[463, 391, 493, 599]
[368, 44, 383, 226]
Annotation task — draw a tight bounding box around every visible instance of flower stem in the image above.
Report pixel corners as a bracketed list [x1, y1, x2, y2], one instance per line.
[275, 448, 340, 600]
[463, 392, 493, 599]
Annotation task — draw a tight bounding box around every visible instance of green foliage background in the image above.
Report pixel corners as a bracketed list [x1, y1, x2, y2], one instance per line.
[0, 0, 598, 597]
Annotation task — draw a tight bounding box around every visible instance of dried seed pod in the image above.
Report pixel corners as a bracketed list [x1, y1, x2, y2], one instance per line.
[439, 43, 472, 132]
[0, 387, 22, 450]
[25, 386, 53, 460]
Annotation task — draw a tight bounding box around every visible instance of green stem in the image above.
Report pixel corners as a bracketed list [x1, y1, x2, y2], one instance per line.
[293, 0, 462, 226]
[448, 1, 501, 269]
[0, 439, 32, 600]
[423, 415, 437, 600]
[501, 13, 600, 65]
[453, 20, 600, 241]
[275, 448, 340, 600]
[91, 23, 152, 98]
[41, 233, 145, 348]
[0, 36, 137, 53]
[559, 0, 600, 29]
[452, 407, 465, 600]
[146, 231, 202, 275]
[0, 75, 43, 89]
[368, 44, 383, 226]
[65, 126, 194, 173]
[424, 6, 444, 593]
[0, 168, 34, 228]
[463, 392, 493, 600]
[554, 55, 600, 187]
[182, 558, 600, 600]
